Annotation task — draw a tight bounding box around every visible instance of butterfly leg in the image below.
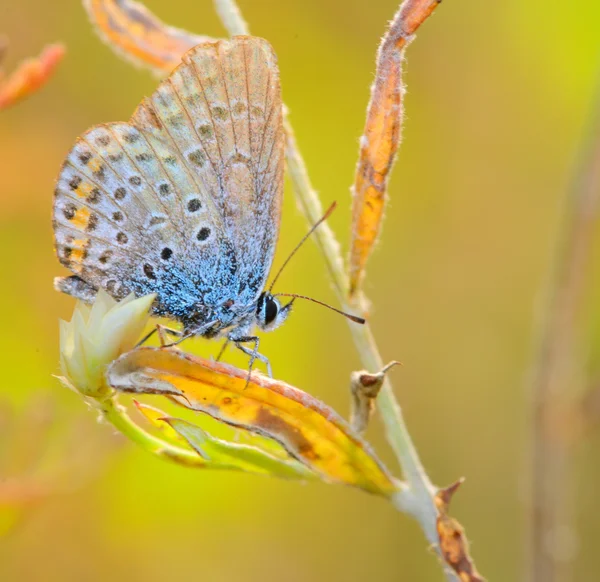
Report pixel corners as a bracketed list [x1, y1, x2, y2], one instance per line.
[137, 325, 182, 347]
[232, 336, 273, 378]
[216, 339, 230, 362]
[160, 320, 219, 348]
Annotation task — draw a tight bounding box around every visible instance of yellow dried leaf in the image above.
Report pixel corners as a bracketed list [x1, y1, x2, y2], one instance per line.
[84, 0, 216, 75]
[132, 400, 191, 447]
[107, 347, 399, 496]
[348, 0, 442, 296]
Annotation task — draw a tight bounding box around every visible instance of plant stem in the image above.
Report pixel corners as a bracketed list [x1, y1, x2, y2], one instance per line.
[284, 119, 434, 494]
[526, 72, 600, 582]
[285, 100, 446, 577]
[213, 0, 248, 37]
[214, 2, 455, 579]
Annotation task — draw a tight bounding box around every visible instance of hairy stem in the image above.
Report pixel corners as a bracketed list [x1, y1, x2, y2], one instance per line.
[285, 104, 451, 578]
[214, 1, 456, 579]
[213, 0, 248, 37]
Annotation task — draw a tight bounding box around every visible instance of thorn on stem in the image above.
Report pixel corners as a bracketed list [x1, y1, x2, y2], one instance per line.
[435, 477, 465, 511]
[434, 477, 485, 582]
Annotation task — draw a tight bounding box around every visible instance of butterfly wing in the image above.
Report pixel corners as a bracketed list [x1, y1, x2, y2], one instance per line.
[53, 119, 236, 320]
[134, 36, 284, 306]
[53, 36, 283, 325]
[176, 37, 284, 303]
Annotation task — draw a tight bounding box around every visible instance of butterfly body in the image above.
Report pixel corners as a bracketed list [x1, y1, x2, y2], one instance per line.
[53, 36, 288, 346]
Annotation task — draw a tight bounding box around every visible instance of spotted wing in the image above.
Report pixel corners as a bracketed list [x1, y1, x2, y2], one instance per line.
[53, 36, 282, 321]
[138, 36, 284, 305]
[53, 118, 235, 321]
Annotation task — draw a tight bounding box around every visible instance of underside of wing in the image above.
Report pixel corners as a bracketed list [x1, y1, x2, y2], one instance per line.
[53, 119, 236, 318]
[132, 36, 285, 301]
[53, 36, 283, 322]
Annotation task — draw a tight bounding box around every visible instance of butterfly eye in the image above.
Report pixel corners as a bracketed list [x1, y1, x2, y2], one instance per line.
[256, 292, 281, 330]
[264, 296, 279, 326]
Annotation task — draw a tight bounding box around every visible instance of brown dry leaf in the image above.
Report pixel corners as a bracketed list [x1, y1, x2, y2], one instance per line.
[348, 0, 442, 296]
[435, 479, 485, 582]
[0, 42, 65, 110]
[84, 0, 216, 75]
[350, 361, 400, 434]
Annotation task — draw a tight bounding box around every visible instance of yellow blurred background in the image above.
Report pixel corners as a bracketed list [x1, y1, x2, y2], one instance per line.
[1, 0, 600, 580]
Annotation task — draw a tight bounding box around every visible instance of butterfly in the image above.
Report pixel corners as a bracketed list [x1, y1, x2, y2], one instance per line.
[53, 36, 289, 373]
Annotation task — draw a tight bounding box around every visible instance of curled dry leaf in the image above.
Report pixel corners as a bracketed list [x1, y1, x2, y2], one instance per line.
[435, 479, 485, 582]
[107, 347, 399, 496]
[348, 0, 442, 296]
[350, 360, 400, 434]
[84, 0, 216, 75]
[0, 42, 65, 110]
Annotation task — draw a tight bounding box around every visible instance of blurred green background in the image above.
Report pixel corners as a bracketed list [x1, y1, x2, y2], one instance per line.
[1, 0, 600, 580]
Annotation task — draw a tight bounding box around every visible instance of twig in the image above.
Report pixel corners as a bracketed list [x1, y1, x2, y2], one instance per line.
[213, 0, 248, 36]
[213, 1, 461, 580]
[283, 116, 436, 498]
[526, 71, 600, 582]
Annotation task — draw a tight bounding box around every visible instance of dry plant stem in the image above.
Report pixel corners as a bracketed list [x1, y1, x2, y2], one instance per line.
[527, 78, 600, 582]
[213, 0, 248, 36]
[284, 119, 431, 493]
[212, 2, 456, 578]
[287, 103, 456, 582]
[287, 74, 458, 582]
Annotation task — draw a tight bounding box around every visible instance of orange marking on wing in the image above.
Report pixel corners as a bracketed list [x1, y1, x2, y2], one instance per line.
[88, 158, 103, 174]
[76, 182, 94, 198]
[70, 248, 87, 266]
[70, 207, 91, 229]
[69, 238, 90, 273]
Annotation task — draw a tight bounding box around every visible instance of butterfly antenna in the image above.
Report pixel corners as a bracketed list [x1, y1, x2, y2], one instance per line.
[274, 293, 366, 324]
[268, 202, 337, 292]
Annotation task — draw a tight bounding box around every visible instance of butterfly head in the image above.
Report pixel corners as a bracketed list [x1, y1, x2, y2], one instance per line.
[255, 292, 293, 332]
